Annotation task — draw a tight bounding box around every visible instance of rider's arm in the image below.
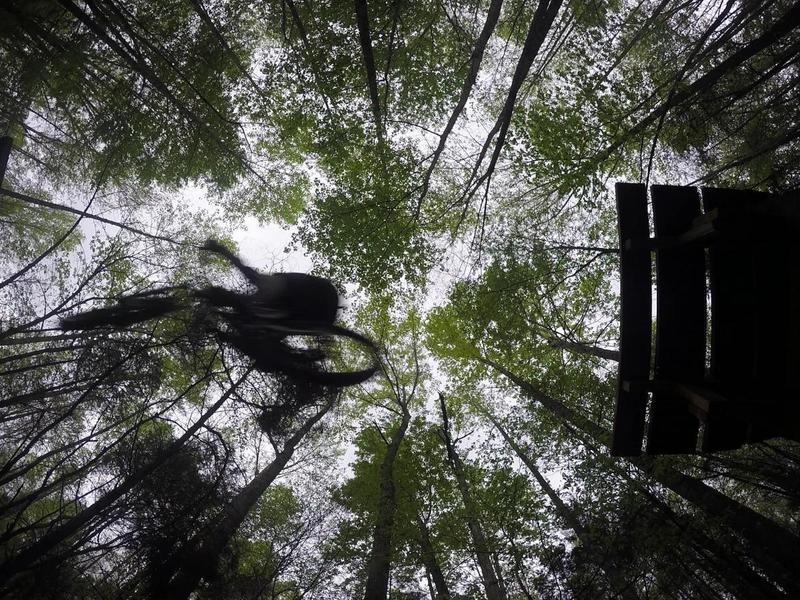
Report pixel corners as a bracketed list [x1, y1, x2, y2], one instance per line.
[202, 239, 265, 289]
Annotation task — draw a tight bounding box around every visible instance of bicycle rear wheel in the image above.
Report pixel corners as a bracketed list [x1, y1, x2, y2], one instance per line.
[60, 290, 185, 330]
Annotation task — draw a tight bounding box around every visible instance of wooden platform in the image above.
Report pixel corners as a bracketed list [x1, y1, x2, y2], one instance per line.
[612, 183, 800, 456]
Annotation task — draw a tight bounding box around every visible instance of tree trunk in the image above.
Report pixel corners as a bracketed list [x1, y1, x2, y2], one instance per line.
[354, 0, 383, 142]
[506, 535, 536, 600]
[55, 0, 256, 180]
[0, 344, 83, 364]
[416, 0, 504, 211]
[0, 381, 93, 410]
[153, 396, 335, 599]
[415, 510, 450, 600]
[0, 188, 181, 246]
[564, 421, 789, 600]
[640, 486, 789, 600]
[464, 0, 562, 198]
[363, 407, 411, 600]
[597, 0, 800, 163]
[0, 136, 11, 184]
[478, 355, 800, 596]
[439, 394, 506, 600]
[0, 375, 247, 581]
[546, 337, 620, 361]
[486, 412, 638, 600]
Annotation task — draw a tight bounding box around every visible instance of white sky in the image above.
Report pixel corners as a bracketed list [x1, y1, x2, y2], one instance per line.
[232, 215, 313, 272]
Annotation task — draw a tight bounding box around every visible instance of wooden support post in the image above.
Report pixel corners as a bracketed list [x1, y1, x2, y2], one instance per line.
[612, 183, 652, 456]
[0, 136, 12, 187]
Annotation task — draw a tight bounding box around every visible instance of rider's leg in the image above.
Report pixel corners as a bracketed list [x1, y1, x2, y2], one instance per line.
[196, 286, 250, 312]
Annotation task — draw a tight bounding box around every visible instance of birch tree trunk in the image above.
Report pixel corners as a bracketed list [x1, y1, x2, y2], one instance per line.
[486, 412, 638, 600]
[153, 395, 336, 599]
[415, 510, 450, 600]
[363, 406, 411, 600]
[477, 355, 800, 596]
[0, 375, 247, 582]
[439, 393, 506, 600]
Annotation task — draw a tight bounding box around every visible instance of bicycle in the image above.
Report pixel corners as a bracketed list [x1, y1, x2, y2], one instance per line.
[60, 285, 380, 388]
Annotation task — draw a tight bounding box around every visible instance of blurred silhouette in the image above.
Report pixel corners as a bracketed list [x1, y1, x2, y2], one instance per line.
[61, 240, 378, 392]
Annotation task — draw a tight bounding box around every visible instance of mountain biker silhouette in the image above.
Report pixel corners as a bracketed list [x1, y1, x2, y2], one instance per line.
[60, 240, 378, 389]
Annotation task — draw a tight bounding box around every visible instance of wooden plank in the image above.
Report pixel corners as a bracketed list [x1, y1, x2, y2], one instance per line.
[746, 191, 800, 390]
[700, 382, 784, 451]
[646, 185, 704, 453]
[702, 188, 758, 390]
[701, 187, 756, 451]
[752, 236, 789, 386]
[700, 187, 795, 451]
[0, 136, 12, 187]
[612, 182, 652, 456]
[786, 193, 800, 396]
[651, 380, 752, 452]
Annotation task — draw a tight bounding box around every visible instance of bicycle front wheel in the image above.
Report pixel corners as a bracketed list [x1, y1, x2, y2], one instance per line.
[260, 322, 380, 388]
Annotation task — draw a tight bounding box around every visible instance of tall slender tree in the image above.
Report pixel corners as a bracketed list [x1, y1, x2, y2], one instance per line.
[439, 393, 506, 600]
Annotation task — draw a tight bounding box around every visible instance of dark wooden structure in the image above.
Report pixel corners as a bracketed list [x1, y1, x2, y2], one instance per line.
[0, 136, 11, 187]
[613, 182, 800, 455]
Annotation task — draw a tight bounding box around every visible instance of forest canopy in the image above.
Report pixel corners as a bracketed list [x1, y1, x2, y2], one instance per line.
[1, 0, 799, 598]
